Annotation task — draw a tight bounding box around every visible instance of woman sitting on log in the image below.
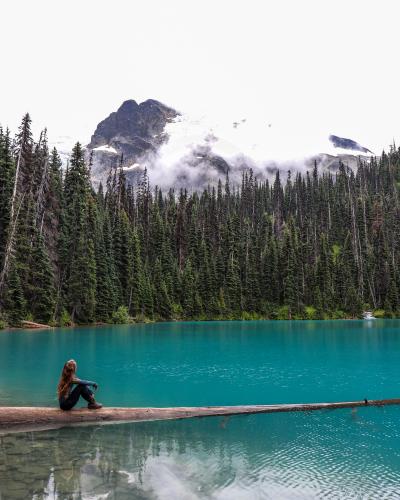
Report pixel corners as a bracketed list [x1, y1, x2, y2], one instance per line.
[57, 359, 103, 410]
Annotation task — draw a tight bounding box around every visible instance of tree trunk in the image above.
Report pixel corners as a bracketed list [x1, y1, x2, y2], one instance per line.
[1, 398, 399, 434]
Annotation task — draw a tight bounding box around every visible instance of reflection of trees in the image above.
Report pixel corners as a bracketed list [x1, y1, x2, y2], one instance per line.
[1, 423, 152, 498]
[0, 413, 313, 499]
[0, 415, 264, 498]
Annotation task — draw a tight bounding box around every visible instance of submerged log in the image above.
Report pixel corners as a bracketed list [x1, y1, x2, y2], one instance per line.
[1, 398, 399, 434]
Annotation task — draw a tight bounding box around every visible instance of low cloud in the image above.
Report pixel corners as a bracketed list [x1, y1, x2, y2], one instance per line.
[135, 113, 365, 190]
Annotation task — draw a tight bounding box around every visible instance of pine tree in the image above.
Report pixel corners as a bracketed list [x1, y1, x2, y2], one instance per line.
[28, 232, 55, 322]
[181, 258, 198, 318]
[60, 143, 96, 323]
[3, 259, 26, 325]
[0, 114, 34, 295]
[153, 258, 172, 319]
[225, 253, 241, 314]
[129, 229, 144, 317]
[0, 129, 15, 264]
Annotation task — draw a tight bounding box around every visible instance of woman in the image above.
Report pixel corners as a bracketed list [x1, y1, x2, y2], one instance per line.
[57, 359, 103, 410]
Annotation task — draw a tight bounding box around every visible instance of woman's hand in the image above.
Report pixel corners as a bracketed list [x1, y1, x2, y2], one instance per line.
[92, 383, 98, 391]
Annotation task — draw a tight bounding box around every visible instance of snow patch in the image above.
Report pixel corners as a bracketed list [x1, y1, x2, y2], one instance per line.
[326, 146, 374, 157]
[123, 163, 141, 171]
[93, 145, 118, 154]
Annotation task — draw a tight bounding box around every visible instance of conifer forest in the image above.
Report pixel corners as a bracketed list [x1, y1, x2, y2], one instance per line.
[1, 114, 400, 327]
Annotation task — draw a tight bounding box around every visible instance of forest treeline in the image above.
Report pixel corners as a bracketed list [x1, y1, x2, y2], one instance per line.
[1, 114, 400, 327]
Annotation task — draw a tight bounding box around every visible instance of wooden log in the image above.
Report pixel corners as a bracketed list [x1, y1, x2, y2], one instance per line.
[1, 398, 399, 434]
[20, 320, 51, 329]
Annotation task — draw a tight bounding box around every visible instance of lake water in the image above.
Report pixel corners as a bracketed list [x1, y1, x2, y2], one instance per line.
[1, 320, 400, 498]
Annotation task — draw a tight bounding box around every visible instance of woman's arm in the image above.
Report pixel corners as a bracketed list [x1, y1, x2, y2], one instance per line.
[72, 378, 97, 388]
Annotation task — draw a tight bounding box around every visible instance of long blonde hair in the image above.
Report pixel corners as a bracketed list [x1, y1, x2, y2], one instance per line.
[57, 359, 77, 398]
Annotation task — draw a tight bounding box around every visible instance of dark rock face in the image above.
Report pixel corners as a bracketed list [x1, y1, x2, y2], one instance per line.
[87, 99, 179, 185]
[89, 99, 178, 154]
[329, 135, 373, 154]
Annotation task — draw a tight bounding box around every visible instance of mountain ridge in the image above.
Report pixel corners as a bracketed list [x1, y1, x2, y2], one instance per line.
[86, 99, 374, 189]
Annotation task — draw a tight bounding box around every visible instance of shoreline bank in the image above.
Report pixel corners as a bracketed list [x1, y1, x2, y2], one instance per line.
[1, 314, 398, 333]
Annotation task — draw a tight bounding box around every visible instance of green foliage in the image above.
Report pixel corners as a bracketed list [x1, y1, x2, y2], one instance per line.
[171, 303, 183, 319]
[373, 309, 386, 318]
[112, 305, 132, 324]
[59, 309, 73, 327]
[331, 244, 341, 265]
[276, 306, 290, 320]
[241, 311, 263, 320]
[304, 306, 317, 320]
[331, 310, 347, 320]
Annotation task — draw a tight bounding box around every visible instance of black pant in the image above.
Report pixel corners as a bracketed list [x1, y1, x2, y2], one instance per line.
[59, 384, 93, 411]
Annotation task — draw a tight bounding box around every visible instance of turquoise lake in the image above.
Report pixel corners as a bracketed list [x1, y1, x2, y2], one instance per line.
[1, 319, 400, 498]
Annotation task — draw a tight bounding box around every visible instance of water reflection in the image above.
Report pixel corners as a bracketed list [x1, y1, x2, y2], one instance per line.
[1, 408, 400, 499]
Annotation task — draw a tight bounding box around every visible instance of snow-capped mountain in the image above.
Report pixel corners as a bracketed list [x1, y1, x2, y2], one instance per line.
[86, 99, 374, 189]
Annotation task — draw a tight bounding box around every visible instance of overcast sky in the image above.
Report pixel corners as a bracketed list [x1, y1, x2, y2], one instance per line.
[1, 0, 399, 153]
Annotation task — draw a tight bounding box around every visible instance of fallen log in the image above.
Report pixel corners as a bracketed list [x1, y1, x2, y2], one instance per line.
[1, 398, 399, 434]
[20, 320, 51, 329]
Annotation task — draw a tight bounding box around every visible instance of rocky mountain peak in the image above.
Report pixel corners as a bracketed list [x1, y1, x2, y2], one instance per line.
[329, 134, 373, 155]
[117, 99, 139, 113]
[88, 99, 178, 150]
[87, 99, 179, 185]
